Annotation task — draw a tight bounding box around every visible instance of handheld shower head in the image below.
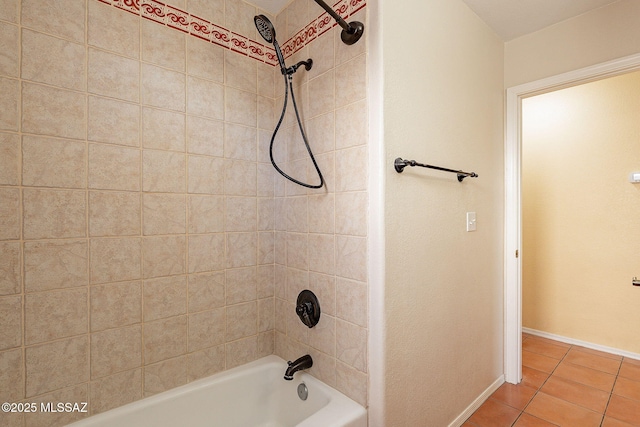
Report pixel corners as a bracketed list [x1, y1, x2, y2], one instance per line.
[254, 14, 275, 44]
[254, 15, 287, 74]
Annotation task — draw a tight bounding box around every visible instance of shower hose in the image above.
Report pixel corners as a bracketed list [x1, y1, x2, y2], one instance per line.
[269, 73, 325, 189]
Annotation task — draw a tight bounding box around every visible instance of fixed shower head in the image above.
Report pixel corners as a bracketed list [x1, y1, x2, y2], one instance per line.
[254, 14, 287, 74]
[254, 14, 275, 44]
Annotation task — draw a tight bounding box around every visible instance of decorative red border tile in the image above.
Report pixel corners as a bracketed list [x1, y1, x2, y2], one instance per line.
[316, 12, 333, 38]
[350, 0, 366, 16]
[247, 40, 266, 62]
[140, 0, 166, 23]
[210, 23, 231, 48]
[189, 14, 213, 41]
[230, 31, 249, 55]
[264, 47, 278, 67]
[334, 0, 349, 19]
[165, 5, 189, 32]
[116, 0, 140, 15]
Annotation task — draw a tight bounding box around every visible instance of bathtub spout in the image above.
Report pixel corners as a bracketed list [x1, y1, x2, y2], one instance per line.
[284, 355, 313, 380]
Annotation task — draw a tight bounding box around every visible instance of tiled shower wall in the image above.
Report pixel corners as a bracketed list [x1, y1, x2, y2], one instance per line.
[0, 0, 368, 424]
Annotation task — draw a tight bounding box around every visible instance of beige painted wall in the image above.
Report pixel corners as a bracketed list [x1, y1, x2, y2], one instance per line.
[505, 0, 640, 88]
[522, 71, 640, 353]
[381, 0, 505, 425]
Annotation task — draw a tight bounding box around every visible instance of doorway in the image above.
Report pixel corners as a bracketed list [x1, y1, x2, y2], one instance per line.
[504, 53, 640, 384]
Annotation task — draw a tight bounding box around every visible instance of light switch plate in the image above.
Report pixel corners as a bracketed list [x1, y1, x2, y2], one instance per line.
[466, 212, 476, 232]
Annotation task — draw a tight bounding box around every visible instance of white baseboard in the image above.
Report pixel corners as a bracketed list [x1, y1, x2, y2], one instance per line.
[448, 375, 504, 427]
[523, 327, 640, 361]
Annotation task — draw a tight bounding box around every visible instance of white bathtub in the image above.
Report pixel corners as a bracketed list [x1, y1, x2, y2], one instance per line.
[68, 355, 367, 427]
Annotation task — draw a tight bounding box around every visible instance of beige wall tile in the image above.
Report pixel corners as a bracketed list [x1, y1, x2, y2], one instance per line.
[28, 384, 89, 426]
[335, 9, 366, 65]
[90, 368, 142, 415]
[335, 99, 367, 149]
[22, 136, 86, 188]
[258, 198, 274, 231]
[143, 276, 187, 321]
[335, 54, 366, 108]
[0, 22, 18, 77]
[308, 70, 334, 118]
[89, 191, 140, 237]
[308, 194, 334, 234]
[187, 345, 224, 382]
[91, 281, 141, 332]
[309, 314, 335, 356]
[88, 48, 140, 103]
[308, 272, 336, 316]
[257, 265, 274, 299]
[187, 0, 224, 25]
[286, 196, 308, 232]
[0, 296, 21, 350]
[308, 348, 336, 387]
[336, 277, 367, 328]
[0, 77, 18, 131]
[335, 145, 366, 192]
[224, 123, 257, 162]
[335, 235, 366, 282]
[258, 297, 274, 333]
[143, 235, 186, 279]
[25, 336, 89, 397]
[225, 0, 256, 40]
[257, 164, 275, 198]
[227, 232, 257, 269]
[306, 111, 335, 154]
[258, 231, 274, 265]
[143, 315, 187, 364]
[21, 29, 86, 91]
[142, 20, 186, 72]
[286, 233, 308, 270]
[188, 308, 225, 352]
[308, 31, 334, 80]
[187, 116, 224, 157]
[308, 233, 335, 275]
[226, 267, 256, 305]
[0, 133, 19, 185]
[143, 193, 186, 235]
[187, 37, 224, 82]
[91, 325, 142, 379]
[188, 155, 224, 194]
[25, 288, 88, 345]
[336, 361, 367, 406]
[225, 87, 257, 127]
[88, 96, 140, 147]
[225, 197, 256, 232]
[258, 331, 274, 357]
[335, 192, 367, 237]
[90, 237, 141, 284]
[188, 271, 225, 313]
[24, 240, 87, 293]
[23, 189, 86, 239]
[0, 188, 21, 240]
[284, 0, 308, 39]
[0, 0, 18, 23]
[0, 242, 20, 295]
[224, 159, 257, 196]
[187, 76, 224, 119]
[225, 336, 257, 369]
[88, 0, 139, 59]
[21, 0, 85, 43]
[188, 195, 224, 234]
[226, 301, 257, 342]
[286, 268, 308, 302]
[0, 348, 23, 401]
[143, 150, 185, 193]
[142, 108, 185, 152]
[144, 356, 187, 397]
[336, 319, 366, 372]
[22, 82, 86, 139]
[224, 51, 257, 93]
[187, 233, 224, 273]
[257, 62, 274, 99]
[142, 64, 186, 112]
[89, 144, 141, 191]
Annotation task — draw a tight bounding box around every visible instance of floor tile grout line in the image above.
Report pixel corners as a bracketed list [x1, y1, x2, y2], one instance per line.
[599, 357, 625, 427]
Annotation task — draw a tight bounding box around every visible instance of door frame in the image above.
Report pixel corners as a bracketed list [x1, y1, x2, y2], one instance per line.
[504, 53, 640, 384]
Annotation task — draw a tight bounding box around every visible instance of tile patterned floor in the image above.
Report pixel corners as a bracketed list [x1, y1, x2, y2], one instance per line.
[464, 333, 640, 427]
